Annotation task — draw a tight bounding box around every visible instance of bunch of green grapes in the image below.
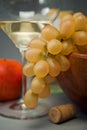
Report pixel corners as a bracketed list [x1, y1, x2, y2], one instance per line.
[59, 11, 87, 53]
[23, 11, 87, 109]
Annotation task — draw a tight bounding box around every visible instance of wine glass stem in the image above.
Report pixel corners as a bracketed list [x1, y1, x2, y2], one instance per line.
[20, 49, 26, 99]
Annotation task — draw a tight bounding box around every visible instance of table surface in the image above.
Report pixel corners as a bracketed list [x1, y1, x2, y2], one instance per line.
[0, 92, 87, 130]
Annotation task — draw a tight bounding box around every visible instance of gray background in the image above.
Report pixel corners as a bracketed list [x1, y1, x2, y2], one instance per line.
[0, 1, 87, 129]
[0, 0, 87, 61]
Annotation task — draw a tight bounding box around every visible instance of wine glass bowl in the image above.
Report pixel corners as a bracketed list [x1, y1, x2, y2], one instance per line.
[57, 52, 87, 112]
[0, 21, 47, 51]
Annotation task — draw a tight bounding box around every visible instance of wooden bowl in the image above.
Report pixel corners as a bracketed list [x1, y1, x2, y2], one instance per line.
[57, 52, 87, 112]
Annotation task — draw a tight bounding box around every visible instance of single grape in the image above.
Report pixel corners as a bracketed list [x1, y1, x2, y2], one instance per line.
[72, 31, 87, 46]
[30, 77, 47, 94]
[24, 89, 38, 109]
[23, 62, 34, 77]
[34, 60, 49, 78]
[47, 39, 63, 55]
[55, 54, 70, 72]
[25, 48, 44, 63]
[61, 39, 73, 55]
[47, 57, 61, 77]
[41, 24, 60, 41]
[60, 19, 75, 40]
[39, 85, 50, 98]
[73, 12, 87, 31]
[29, 37, 47, 54]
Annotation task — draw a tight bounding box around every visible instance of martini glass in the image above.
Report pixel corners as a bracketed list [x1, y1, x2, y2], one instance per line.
[0, 19, 51, 119]
[0, 0, 59, 119]
[0, 13, 59, 120]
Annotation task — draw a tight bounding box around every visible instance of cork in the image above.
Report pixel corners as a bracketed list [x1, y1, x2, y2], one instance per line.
[48, 104, 77, 123]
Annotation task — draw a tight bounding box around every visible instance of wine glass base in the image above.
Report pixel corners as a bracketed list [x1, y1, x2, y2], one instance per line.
[0, 99, 49, 119]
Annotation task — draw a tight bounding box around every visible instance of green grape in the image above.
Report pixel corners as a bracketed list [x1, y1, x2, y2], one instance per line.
[29, 37, 47, 54]
[61, 39, 73, 55]
[72, 31, 87, 46]
[24, 89, 38, 109]
[41, 24, 60, 41]
[47, 39, 63, 55]
[25, 48, 44, 63]
[23, 62, 34, 77]
[34, 60, 49, 78]
[55, 54, 70, 72]
[30, 77, 47, 94]
[47, 57, 61, 77]
[39, 85, 50, 98]
[73, 12, 87, 31]
[60, 19, 75, 40]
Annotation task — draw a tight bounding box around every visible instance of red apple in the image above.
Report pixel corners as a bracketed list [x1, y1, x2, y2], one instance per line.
[0, 59, 22, 101]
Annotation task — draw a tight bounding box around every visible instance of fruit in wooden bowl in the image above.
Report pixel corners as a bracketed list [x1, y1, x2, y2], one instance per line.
[57, 52, 87, 112]
[23, 11, 87, 109]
